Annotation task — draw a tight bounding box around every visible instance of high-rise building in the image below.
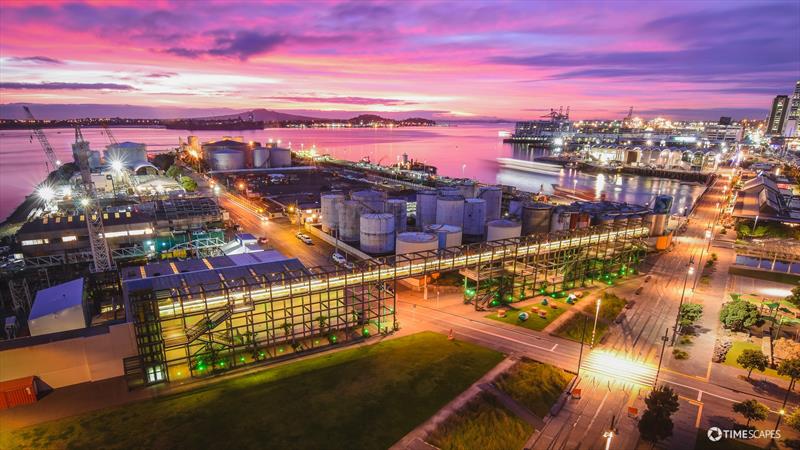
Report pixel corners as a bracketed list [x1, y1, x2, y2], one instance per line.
[783, 80, 800, 137]
[767, 95, 789, 136]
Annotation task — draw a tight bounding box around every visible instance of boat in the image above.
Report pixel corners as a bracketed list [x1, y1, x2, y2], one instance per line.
[496, 157, 563, 174]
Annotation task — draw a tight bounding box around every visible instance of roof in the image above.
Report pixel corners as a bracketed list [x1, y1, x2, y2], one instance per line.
[18, 210, 152, 235]
[29, 278, 84, 320]
[109, 141, 145, 148]
[120, 250, 299, 282]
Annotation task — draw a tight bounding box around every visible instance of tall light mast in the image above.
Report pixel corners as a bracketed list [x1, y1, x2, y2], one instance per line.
[22, 106, 61, 173]
[74, 126, 115, 272]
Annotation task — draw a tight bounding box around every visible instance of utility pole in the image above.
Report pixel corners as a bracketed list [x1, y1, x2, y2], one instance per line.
[654, 327, 669, 387]
[577, 314, 589, 377]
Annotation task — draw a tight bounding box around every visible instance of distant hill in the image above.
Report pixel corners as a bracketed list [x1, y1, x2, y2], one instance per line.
[205, 108, 322, 122]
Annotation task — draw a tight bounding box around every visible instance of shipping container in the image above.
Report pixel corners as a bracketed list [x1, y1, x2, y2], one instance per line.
[0, 376, 38, 409]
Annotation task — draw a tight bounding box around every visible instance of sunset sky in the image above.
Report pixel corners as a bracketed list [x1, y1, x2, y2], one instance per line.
[1, 0, 798, 120]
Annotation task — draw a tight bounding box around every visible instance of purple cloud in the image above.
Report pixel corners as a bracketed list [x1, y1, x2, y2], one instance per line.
[0, 82, 136, 90]
[8, 56, 64, 64]
[208, 31, 287, 60]
[265, 96, 417, 106]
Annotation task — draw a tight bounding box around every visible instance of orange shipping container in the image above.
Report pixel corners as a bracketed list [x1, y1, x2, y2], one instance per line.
[0, 376, 39, 409]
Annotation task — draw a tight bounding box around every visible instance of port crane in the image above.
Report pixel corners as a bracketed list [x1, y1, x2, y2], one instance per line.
[74, 126, 115, 273]
[101, 121, 119, 145]
[22, 106, 61, 173]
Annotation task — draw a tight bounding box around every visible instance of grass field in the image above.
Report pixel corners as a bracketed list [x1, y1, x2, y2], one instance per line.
[494, 359, 572, 418]
[552, 292, 627, 343]
[722, 340, 788, 380]
[427, 392, 533, 450]
[0, 332, 504, 450]
[486, 299, 569, 331]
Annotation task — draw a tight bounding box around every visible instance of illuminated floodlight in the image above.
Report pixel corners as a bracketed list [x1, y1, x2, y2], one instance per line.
[37, 185, 56, 202]
[110, 159, 124, 172]
[80, 198, 90, 207]
[580, 350, 657, 386]
[55, 159, 62, 166]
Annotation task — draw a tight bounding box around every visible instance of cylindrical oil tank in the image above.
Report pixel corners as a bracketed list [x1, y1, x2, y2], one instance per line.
[651, 213, 667, 236]
[436, 195, 464, 227]
[351, 190, 385, 213]
[425, 224, 463, 249]
[210, 149, 245, 171]
[508, 198, 524, 218]
[522, 202, 553, 235]
[486, 219, 522, 241]
[270, 147, 292, 167]
[253, 147, 270, 168]
[396, 232, 438, 255]
[320, 193, 345, 233]
[550, 206, 571, 233]
[462, 198, 486, 237]
[385, 199, 408, 233]
[360, 213, 395, 254]
[477, 186, 503, 221]
[456, 182, 476, 198]
[415, 190, 437, 229]
[338, 200, 368, 241]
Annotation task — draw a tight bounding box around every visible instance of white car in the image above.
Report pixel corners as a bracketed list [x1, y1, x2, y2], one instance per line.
[296, 233, 313, 245]
[332, 253, 354, 269]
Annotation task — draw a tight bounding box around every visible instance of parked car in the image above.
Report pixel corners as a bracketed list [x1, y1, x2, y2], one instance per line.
[625, 300, 635, 310]
[332, 253, 353, 268]
[296, 233, 313, 245]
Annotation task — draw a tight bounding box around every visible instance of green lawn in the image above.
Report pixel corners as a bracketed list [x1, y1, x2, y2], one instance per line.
[486, 299, 569, 331]
[0, 332, 504, 450]
[552, 292, 627, 344]
[494, 359, 572, 418]
[722, 340, 788, 380]
[427, 392, 533, 450]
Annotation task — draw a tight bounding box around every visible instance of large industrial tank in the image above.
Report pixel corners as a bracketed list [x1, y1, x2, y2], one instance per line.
[360, 213, 395, 254]
[425, 224, 463, 249]
[522, 202, 553, 235]
[486, 219, 522, 241]
[573, 212, 591, 229]
[396, 232, 438, 255]
[437, 186, 461, 197]
[270, 147, 292, 167]
[549, 206, 571, 233]
[385, 199, 408, 233]
[338, 200, 369, 242]
[210, 149, 245, 171]
[320, 193, 345, 233]
[456, 182, 476, 198]
[351, 190, 386, 213]
[105, 142, 147, 165]
[653, 195, 674, 214]
[435, 195, 465, 227]
[415, 190, 437, 229]
[508, 198, 524, 218]
[253, 147, 270, 168]
[462, 198, 486, 238]
[477, 186, 503, 221]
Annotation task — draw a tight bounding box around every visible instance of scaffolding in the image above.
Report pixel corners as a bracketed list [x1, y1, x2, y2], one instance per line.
[127, 224, 647, 386]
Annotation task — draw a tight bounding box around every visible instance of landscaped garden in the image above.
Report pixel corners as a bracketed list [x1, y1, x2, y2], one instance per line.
[427, 392, 532, 450]
[0, 332, 504, 450]
[552, 292, 627, 343]
[494, 359, 572, 417]
[486, 297, 570, 331]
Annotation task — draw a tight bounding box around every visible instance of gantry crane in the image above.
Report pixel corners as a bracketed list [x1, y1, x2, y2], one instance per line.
[22, 106, 61, 173]
[74, 126, 115, 272]
[101, 121, 118, 145]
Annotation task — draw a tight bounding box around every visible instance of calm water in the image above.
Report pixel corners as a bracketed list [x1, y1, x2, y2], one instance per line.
[0, 124, 703, 220]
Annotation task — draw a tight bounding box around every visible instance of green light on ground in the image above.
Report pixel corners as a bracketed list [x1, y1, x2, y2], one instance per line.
[258, 352, 265, 358]
[219, 361, 225, 367]
[240, 356, 245, 363]
[314, 340, 320, 344]
[329, 335, 337, 343]
[279, 347, 284, 353]
[490, 300, 499, 307]
[363, 328, 370, 337]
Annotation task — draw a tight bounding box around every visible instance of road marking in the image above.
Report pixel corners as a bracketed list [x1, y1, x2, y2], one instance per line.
[695, 403, 704, 428]
[697, 391, 703, 402]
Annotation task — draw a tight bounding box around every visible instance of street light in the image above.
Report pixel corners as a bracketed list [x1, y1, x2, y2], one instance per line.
[603, 430, 614, 450]
[590, 297, 601, 348]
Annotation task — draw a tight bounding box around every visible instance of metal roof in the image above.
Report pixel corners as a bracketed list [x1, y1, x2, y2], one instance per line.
[29, 278, 84, 320]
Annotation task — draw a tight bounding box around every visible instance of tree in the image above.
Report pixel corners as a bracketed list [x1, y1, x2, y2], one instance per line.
[638, 386, 679, 444]
[732, 399, 769, 428]
[151, 152, 176, 171]
[719, 299, 761, 331]
[786, 408, 800, 433]
[679, 303, 703, 328]
[774, 338, 800, 362]
[180, 176, 197, 192]
[786, 286, 800, 309]
[778, 358, 800, 390]
[736, 349, 769, 379]
[166, 165, 182, 179]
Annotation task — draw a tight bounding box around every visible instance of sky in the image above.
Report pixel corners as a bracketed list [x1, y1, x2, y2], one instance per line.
[0, 0, 798, 121]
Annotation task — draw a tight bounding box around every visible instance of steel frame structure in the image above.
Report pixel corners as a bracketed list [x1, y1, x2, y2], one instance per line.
[127, 224, 647, 386]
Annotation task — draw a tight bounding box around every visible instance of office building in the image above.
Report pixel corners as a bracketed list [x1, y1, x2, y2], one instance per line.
[767, 95, 789, 136]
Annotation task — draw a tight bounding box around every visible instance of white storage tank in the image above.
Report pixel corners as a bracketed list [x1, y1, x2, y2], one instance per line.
[338, 200, 368, 242]
[396, 232, 438, 255]
[210, 149, 245, 171]
[415, 190, 437, 229]
[320, 193, 345, 233]
[486, 219, 522, 241]
[360, 213, 395, 254]
[550, 206, 571, 233]
[456, 182, 476, 198]
[437, 186, 461, 197]
[386, 199, 408, 233]
[425, 224, 463, 249]
[477, 186, 503, 221]
[462, 198, 486, 238]
[436, 195, 464, 227]
[270, 147, 292, 167]
[351, 190, 385, 213]
[522, 202, 553, 235]
[105, 142, 147, 166]
[253, 147, 270, 168]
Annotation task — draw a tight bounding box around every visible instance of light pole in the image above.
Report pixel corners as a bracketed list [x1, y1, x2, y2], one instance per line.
[577, 314, 589, 378]
[692, 229, 712, 290]
[590, 297, 601, 348]
[672, 257, 694, 345]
